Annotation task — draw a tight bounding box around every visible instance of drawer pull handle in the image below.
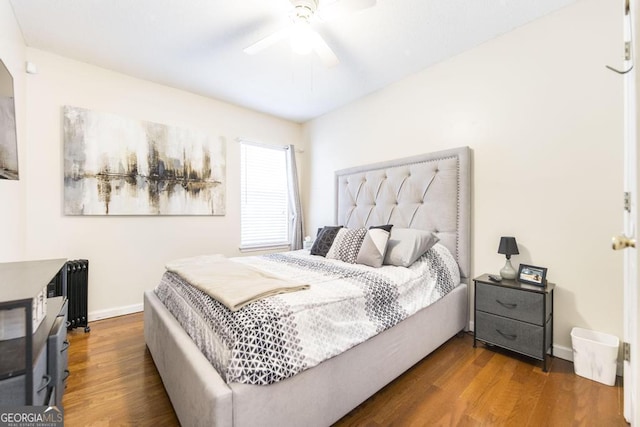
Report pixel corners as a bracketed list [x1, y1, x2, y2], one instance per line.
[37, 374, 51, 392]
[496, 299, 517, 309]
[496, 329, 517, 341]
[63, 369, 70, 382]
[61, 340, 70, 353]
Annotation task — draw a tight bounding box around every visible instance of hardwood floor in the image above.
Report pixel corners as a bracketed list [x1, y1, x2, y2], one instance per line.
[63, 313, 178, 426]
[63, 313, 628, 426]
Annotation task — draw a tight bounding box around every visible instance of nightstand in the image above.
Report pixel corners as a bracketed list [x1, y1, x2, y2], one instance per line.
[473, 273, 555, 371]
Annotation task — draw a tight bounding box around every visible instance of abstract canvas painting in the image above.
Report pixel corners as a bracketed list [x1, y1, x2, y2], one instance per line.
[0, 59, 19, 180]
[63, 106, 226, 215]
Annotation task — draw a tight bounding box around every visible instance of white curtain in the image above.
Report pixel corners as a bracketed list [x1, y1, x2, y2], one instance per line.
[286, 145, 304, 250]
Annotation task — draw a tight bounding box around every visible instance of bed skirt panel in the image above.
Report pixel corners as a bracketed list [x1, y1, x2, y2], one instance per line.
[145, 283, 467, 427]
[144, 291, 233, 427]
[230, 283, 468, 427]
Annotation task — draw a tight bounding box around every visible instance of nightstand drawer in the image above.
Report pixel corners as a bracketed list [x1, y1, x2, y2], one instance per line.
[476, 282, 545, 325]
[475, 311, 544, 359]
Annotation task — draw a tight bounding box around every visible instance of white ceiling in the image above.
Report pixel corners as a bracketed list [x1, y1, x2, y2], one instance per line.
[9, 0, 576, 123]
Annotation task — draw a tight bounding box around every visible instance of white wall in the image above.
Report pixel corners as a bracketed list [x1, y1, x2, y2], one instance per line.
[2, 0, 624, 353]
[303, 0, 623, 352]
[0, 1, 26, 261]
[23, 49, 303, 318]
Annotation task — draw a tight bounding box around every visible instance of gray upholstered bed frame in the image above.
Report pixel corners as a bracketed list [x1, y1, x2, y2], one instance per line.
[144, 146, 471, 426]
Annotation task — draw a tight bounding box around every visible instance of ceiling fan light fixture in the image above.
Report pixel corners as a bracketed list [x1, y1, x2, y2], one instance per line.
[244, 0, 365, 67]
[290, 21, 314, 55]
[290, 0, 319, 21]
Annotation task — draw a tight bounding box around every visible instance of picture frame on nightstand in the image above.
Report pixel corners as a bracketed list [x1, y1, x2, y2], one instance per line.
[518, 264, 547, 286]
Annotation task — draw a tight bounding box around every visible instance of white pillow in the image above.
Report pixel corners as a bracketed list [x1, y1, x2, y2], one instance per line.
[383, 228, 439, 267]
[356, 228, 391, 268]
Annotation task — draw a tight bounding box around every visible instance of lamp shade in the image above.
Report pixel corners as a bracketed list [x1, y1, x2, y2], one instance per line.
[498, 236, 519, 257]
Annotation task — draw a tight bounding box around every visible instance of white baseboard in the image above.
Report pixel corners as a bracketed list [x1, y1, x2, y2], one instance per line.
[553, 344, 573, 362]
[88, 303, 143, 322]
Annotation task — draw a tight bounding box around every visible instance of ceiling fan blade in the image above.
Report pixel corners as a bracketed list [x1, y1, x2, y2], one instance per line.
[337, 0, 377, 12]
[311, 32, 339, 68]
[243, 26, 292, 55]
[276, 0, 295, 13]
[318, 0, 376, 21]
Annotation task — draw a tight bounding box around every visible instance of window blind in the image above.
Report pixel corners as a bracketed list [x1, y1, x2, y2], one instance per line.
[240, 141, 290, 249]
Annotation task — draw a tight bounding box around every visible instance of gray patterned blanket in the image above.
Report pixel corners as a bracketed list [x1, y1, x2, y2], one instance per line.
[155, 243, 460, 385]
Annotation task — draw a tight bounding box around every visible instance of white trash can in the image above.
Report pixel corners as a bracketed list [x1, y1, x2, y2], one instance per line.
[571, 327, 619, 386]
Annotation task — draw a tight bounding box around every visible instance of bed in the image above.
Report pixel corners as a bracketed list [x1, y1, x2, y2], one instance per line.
[144, 146, 471, 426]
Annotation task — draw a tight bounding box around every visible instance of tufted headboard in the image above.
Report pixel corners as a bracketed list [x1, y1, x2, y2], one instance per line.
[335, 146, 471, 283]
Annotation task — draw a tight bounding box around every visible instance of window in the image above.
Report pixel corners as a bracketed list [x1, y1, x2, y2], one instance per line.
[240, 141, 290, 250]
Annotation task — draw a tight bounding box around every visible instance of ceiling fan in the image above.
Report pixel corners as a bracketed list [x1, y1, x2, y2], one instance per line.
[243, 0, 377, 68]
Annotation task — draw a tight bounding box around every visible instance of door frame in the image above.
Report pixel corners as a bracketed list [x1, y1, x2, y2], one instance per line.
[626, 0, 638, 424]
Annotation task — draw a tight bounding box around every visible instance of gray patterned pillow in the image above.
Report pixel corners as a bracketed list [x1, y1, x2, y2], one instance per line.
[326, 228, 367, 264]
[310, 226, 343, 257]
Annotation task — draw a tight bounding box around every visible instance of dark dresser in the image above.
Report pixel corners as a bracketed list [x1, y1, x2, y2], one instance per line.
[0, 259, 69, 405]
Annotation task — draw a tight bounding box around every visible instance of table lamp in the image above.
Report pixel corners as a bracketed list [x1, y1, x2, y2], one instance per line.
[498, 236, 519, 280]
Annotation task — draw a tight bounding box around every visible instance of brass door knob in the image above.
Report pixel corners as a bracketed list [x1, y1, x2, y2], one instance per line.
[612, 234, 636, 250]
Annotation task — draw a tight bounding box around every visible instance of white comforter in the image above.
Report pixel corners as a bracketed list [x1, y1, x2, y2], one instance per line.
[155, 243, 460, 385]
